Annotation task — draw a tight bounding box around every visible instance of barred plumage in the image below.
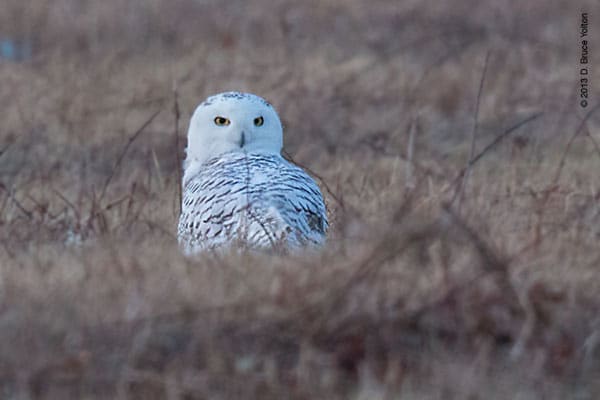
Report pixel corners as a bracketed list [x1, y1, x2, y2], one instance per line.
[178, 152, 327, 253]
[177, 92, 328, 254]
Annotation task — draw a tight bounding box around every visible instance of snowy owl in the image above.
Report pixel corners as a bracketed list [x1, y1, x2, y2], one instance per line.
[178, 91, 328, 254]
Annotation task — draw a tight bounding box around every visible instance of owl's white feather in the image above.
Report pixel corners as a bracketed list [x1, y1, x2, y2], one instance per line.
[178, 92, 328, 254]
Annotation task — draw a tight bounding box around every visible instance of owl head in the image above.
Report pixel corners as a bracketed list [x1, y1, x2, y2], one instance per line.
[185, 92, 283, 166]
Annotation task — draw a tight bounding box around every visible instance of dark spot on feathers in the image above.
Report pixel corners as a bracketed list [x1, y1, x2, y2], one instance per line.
[307, 213, 325, 234]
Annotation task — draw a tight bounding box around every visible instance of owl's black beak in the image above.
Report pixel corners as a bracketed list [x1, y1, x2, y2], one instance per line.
[239, 132, 246, 148]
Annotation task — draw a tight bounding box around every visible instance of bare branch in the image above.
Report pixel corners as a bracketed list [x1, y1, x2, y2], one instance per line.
[456, 51, 491, 209]
[99, 108, 163, 203]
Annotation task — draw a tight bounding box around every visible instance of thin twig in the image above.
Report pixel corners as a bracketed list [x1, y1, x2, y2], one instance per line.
[407, 37, 479, 110]
[173, 82, 182, 216]
[99, 108, 162, 203]
[0, 142, 12, 159]
[552, 102, 600, 184]
[7, 189, 33, 220]
[442, 204, 506, 272]
[511, 103, 600, 257]
[584, 127, 600, 161]
[405, 117, 416, 190]
[457, 51, 490, 209]
[297, 192, 418, 326]
[468, 112, 543, 168]
[52, 189, 81, 222]
[151, 149, 164, 190]
[282, 149, 344, 210]
[449, 112, 544, 200]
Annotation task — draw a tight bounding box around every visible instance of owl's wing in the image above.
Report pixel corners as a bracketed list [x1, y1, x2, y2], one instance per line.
[267, 161, 328, 246]
[178, 166, 247, 252]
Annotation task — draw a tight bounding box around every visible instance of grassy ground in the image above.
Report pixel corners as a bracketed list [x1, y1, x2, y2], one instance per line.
[0, 0, 599, 398]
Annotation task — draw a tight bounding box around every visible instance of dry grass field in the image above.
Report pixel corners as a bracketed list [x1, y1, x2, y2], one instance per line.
[0, 0, 599, 398]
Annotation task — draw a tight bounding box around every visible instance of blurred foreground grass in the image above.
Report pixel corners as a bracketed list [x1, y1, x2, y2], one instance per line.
[0, 0, 599, 399]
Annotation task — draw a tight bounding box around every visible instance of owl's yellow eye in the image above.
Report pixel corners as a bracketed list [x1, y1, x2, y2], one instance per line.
[214, 116, 230, 126]
[254, 116, 264, 127]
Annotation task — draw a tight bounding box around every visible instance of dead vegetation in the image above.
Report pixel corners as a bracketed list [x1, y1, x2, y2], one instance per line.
[0, 0, 599, 399]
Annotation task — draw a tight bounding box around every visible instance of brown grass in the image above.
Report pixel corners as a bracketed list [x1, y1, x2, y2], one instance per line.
[0, 0, 599, 398]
